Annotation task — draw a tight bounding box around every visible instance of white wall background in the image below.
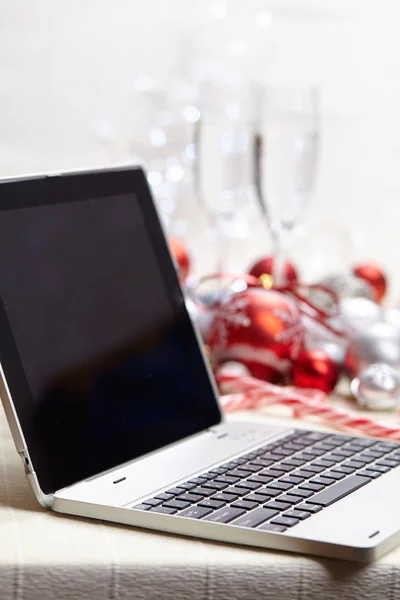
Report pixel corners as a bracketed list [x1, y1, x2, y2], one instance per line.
[1, 1, 400, 298]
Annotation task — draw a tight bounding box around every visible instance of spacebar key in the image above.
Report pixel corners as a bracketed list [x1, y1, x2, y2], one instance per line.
[307, 475, 371, 507]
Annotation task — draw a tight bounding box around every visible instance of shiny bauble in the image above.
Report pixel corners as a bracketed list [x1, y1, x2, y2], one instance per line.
[248, 256, 298, 289]
[319, 273, 373, 301]
[384, 308, 400, 331]
[208, 288, 303, 383]
[353, 263, 387, 303]
[351, 363, 400, 410]
[339, 297, 382, 332]
[291, 349, 340, 393]
[169, 236, 191, 282]
[345, 321, 400, 378]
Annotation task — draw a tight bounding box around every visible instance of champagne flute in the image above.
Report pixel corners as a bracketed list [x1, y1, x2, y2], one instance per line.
[253, 85, 319, 288]
[194, 82, 255, 276]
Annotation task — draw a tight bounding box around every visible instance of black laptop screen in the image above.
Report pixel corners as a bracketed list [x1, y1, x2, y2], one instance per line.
[0, 173, 221, 494]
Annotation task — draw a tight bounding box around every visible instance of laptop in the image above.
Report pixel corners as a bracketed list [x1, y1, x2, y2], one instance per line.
[1, 166, 400, 562]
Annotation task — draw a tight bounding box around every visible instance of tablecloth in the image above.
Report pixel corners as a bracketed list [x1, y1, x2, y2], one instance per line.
[2, 400, 400, 600]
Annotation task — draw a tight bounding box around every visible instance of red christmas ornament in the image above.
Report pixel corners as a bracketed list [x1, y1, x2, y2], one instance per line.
[291, 349, 340, 394]
[208, 288, 303, 383]
[169, 236, 191, 282]
[352, 263, 387, 303]
[249, 256, 298, 289]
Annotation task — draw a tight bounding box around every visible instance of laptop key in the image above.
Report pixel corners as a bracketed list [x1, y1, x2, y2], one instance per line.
[370, 464, 390, 474]
[188, 477, 208, 485]
[176, 482, 197, 491]
[299, 482, 324, 492]
[283, 509, 311, 521]
[342, 460, 365, 470]
[362, 449, 385, 459]
[202, 481, 228, 491]
[198, 498, 226, 509]
[297, 503, 322, 514]
[260, 468, 285, 478]
[329, 465, 355, 476]
[279, 476, 304, 486]
[180, 506, 213, 519]
[261, 452, 287, 462]
[243, 493, 268, 504]
[264, 500, 292, 511]
[288, 488, 314, 499]
[166, 487, 185, 496]
[270, 516, 300, 528]
[215, 475, 240, 485]
[331, 448, 356, 458]
[280, 459, 306, 468]
[376, 459, 400, 468]
[142, 498, 163, 507]
[358, 470, 382, 479]
[132, 503, 151, 511]
[272, 446, 295, 456]
[251, 458, 274, 468]
[276, 494, 302, 505]
[211, 492, 239, 503]
[231, 500, 259, 511]
[307, 475, 370, 507]
[261, 487, 281, 497]
[154, 492, 175, 501]
[179, 493, 204, 503]
[208, 467, 229, 476]
[227, 469, 249, 479]
[301, 447, 326, 457]
[323, 470, 346, 481]
[232, 507, 279, 528]
[347, 438, 375, 448]
[151, 506, 177, 515]
[311, 459, 336, 468]
[325, 435, 353, 446]
[303, 464, 325, 474]
[355, 454, 375, 464]
[247, 475, 273, 485]
[163, 499, 191, 510]
[310, 476, 335, 486]
[296, 452, 319, 462]
[191, 487, 214, 497]
[204, 507, 246, 523]
[239, 463, 263, 473]
[235, 480, 262, 491]
[225, 486, 249, 497]
[267, 481, 294, 491]
[291, 469, 315, 480]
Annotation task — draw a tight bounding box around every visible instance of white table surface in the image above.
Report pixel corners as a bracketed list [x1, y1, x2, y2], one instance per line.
[2, 398, 400, 600]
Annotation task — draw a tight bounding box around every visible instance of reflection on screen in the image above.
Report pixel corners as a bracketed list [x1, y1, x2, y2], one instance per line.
[0, 193, 220, 493]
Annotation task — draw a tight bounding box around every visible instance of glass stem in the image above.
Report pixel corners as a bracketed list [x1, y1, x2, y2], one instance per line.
[273, 226, 288, 288]
[212, 215, 226, 279]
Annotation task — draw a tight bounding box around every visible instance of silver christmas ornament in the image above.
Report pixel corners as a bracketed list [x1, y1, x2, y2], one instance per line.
[346, 321, 400, 378]
[320, 273, 373, 301]
[351, 362, 400, 410]
[338, 297, 382, 332]
[384, 308, 400, 331]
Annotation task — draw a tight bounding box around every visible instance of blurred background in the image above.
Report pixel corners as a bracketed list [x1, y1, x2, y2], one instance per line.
[1, 0, 400, 300]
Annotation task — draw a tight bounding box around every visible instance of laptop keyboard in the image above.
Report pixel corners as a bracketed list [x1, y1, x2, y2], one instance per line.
[132, 430, 400, 533]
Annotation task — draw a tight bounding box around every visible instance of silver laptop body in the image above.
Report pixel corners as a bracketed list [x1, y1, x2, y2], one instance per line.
[1, 167, 400, 563]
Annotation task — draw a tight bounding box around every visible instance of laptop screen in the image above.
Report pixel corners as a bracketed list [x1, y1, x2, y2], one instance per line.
[0, 170, 221, 494]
